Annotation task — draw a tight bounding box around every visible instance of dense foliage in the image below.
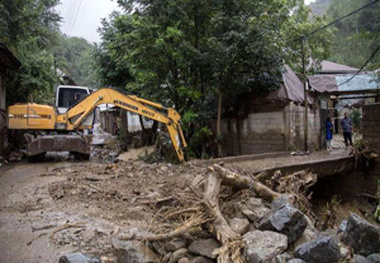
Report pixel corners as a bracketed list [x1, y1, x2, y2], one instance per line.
[0, 0, 97, 105]
[310, 0, 380, 70]
[94, 0, 332, 157]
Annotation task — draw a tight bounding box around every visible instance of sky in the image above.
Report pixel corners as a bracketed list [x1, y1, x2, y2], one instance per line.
[56, 0, 316, 43]
[55, 0, 120, 43]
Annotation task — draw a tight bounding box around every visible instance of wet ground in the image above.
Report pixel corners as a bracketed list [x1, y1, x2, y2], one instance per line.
[0, 134, 358, 262]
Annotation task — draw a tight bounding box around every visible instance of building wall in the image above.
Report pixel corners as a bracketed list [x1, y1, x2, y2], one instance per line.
[285, 103, 321, 151]
[220, 103, 321, 156]
[362, 103, 380, 194]
[221, 110, 285, 155]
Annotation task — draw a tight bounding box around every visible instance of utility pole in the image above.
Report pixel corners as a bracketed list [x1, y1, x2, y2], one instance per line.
[301, 37, 308, 152]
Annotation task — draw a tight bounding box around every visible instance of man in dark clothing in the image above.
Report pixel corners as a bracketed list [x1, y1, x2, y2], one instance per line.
[341, 112, 353, 147]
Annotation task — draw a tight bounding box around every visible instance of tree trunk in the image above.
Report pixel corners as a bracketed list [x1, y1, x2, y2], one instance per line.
[216, 87, 223, 157]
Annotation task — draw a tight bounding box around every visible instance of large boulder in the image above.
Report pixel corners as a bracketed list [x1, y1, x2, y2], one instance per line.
[188, 238, 221, 259]
[243, 230, 288, 263]
[258, 204, 307, 243]
[341, 213, 380, 256]
[294, 236, 341, 263]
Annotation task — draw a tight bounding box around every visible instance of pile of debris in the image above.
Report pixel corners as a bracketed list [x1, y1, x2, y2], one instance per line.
[47, 160, 380, 263]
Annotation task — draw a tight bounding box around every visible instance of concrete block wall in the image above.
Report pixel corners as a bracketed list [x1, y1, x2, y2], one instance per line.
[221, 111, 285, 155]
[285, 103, 320, 151]
[221, 103, 321, 156]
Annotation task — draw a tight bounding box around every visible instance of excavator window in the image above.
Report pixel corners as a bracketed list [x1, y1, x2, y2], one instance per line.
[58, 88, 88, 108]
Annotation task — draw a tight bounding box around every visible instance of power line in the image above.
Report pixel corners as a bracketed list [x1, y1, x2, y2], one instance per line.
[65, 0, 77, 33]
[338, 43, 380, 87]
[69, 0, 83, 34]
[298, 0, 379, 41]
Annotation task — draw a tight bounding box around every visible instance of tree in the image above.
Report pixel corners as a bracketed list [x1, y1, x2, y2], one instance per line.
[322, 0, 380, 69]
[0, 0, 61, 105]
[95, 0, 332, 157]
[54, 35, 98, 87]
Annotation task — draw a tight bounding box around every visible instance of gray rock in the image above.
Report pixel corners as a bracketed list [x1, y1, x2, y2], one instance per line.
[242, 197, 270, 223]
[342, 213, 380, 256]
[271, 194, 295, 210]
[188, 238, 220, 259]
[258, 204, 307, 243]
[112, 236, 159, 262]
[243, 230, 288, 263]
[287, 259, 306, 263]
[337, 220, 348, 234]
[191, 256, 214, 263]
[58, 253, 99, 263]
[170, 248, 188, 263]
[293, 228, 318, 248]
[166, 238, 187, 252]
[353, 254, 372, 263]
[367, 253, 380, 263]
[270, 252, 292, 263]
[243, 207, 270, 223]
[294, 236, 341, 263]
[229, 218, 250, 235]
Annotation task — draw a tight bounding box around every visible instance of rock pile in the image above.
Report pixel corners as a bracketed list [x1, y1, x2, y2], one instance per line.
[51, 161, 380, 263]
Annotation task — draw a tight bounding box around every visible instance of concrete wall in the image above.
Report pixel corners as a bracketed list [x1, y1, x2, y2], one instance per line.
[220, 103, 321, 156]
[363, 103, 380, 194]
[221, 111, 285, 155]
[285, 103, 321, 151]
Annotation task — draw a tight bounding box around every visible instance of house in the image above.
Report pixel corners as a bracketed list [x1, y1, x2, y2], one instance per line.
[308, 60, 379, 132]
[220, 65, 321, 156]
[0, 43, 21, 157]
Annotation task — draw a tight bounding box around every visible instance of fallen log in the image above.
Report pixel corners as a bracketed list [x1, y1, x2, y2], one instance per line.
[212, 164, 280, 202]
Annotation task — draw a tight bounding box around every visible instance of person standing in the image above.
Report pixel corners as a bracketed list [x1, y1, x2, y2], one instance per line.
[326, 117, 333, 151]
[341, 112, 353, 147]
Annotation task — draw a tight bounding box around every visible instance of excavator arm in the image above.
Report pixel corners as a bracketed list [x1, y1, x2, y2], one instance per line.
[57, 88, 187, 161]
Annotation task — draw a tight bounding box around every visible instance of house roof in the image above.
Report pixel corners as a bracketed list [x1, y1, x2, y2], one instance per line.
[0, 43, 21, 72]
[266, 65, 314, 104]
[309, 72, 379, 94]
[319, 60, 358, 74]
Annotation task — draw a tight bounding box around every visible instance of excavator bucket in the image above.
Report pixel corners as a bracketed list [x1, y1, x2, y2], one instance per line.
[24, 133, 91, 161]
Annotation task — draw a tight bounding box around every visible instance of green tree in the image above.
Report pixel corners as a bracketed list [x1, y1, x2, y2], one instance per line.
[0, 0, 61, 105]
[95, 0, 332, 157]
[326, 0, 380, 69]
[54, 35, 98, 87]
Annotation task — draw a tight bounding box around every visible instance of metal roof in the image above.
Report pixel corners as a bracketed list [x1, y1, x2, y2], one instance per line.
[309, 72, 379, 95]
[319, 60, 358, 74]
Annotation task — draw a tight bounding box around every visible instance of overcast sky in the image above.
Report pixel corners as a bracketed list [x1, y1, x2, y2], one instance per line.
[56, 0, 316, 43]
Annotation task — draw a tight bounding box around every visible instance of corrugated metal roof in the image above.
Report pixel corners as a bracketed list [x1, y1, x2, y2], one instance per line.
[309, 72, 379, 94]
[319, 60, 358, 74]
[336, 74, 378, 92]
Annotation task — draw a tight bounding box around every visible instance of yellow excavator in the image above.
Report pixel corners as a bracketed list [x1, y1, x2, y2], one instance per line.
[7, 87, 187, 162]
